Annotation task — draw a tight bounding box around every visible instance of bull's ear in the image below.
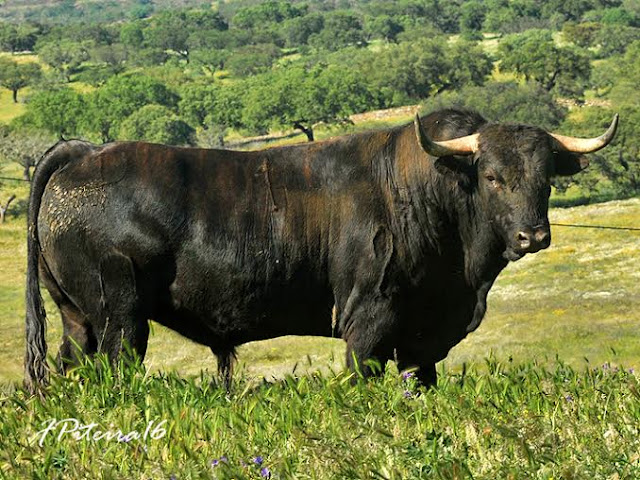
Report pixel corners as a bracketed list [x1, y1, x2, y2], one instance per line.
[553, 150, 589, 176]
[432, 155, 476, 191]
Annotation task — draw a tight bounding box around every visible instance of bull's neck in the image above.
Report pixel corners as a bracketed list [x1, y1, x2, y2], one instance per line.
[379, 125, 508, 288]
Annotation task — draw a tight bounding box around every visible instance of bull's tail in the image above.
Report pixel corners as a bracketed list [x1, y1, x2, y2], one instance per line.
[24, 140, 93, 394]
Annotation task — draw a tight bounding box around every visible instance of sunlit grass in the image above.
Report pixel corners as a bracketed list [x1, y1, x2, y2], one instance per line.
[0, 88, 27, 123]
[1, 356, 640, 478]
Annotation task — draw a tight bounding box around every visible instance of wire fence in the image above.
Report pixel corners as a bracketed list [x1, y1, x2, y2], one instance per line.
[550, 223, 640, 232]
[0, 176, 29, 182]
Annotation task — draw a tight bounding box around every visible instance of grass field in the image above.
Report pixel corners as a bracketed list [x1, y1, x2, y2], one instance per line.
[3, 357, 640, 479]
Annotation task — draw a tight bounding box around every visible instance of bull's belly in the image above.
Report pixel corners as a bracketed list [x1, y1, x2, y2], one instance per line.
[158, 254, 335, 347]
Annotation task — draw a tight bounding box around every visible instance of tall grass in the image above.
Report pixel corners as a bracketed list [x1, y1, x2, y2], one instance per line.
[2, 355, 640, 479]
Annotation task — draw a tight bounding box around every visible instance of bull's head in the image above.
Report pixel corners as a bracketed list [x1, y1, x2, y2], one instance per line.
[414, 113, 618, 261]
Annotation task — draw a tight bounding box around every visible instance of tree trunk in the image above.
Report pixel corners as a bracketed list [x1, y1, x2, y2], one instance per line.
[23, 163, 31, 182]
[293, 121, 314, 142]
[0, 195, 16, 224]
[12, 89, 18, 103]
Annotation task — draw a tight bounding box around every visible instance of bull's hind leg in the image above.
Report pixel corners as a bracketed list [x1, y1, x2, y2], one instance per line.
[39, 260, 97, 373]
[57, 304, 98, 372]
[212, 348, 236, 391]
[95, 252, 149, 364]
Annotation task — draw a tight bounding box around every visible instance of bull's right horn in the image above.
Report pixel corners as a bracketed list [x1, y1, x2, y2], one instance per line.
[550, 114, 619, 153]
[414, 114, 479, 157]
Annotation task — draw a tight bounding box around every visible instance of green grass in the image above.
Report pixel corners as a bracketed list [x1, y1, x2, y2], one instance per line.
[2, 357, 640, 478]
[0, 88, 27, 124]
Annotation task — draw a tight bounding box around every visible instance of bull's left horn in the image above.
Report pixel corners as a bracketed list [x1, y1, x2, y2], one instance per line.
[414, 114, 479, 157]
[550, 114, 619, 153]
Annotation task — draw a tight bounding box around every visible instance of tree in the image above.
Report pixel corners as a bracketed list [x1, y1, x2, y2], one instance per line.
[0, 58, 42, 103]
[141, 9, 227, 64]
[225, 44, 281, 77]
[420, 80, 567, 131]
[37, 40, 89, 82]
[595, 25, 640, 56]
[555, 105, 640, 197]
[239, 64, 379, 140]
[0, 127, 53, 181]
[118, 105, 194, 145]
[81, 75, 179, 142]
[291, 64, 381, 140]
[89, 43, 129, 76]
[309, 11, 366, 51]
[594, 40, 640, 105]
[232, 1, 306, 29]
[189, 49, 229, 76]
[460, 1, 487, 39]
[498, 29, 591, 98]
[21, 87, 85, 136]
[562, 22, 602, 48]
[144, 11, 191, 62]
[365, 14, 404, 42]
[0, 22, 40, 52]
[354, 36, 492, 105]
[282, 13, 324, 47]
[120, 21, 145, 49]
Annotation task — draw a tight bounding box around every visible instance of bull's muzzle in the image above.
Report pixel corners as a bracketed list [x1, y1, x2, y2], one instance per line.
[514, 226, 551, 254]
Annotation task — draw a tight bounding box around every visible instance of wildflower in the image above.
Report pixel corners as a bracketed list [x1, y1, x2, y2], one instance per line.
[261, 467, 271, 478]
[403, 390, 413, 398]
[253, 456, 264, 466]
[629, 368, 635, 374]
[169, 475, 177, 480]
[402, 371, 414, 381]
[564, 394, 574, 403]
[211, 459, 220, 467]
[220, 456, 228, 464]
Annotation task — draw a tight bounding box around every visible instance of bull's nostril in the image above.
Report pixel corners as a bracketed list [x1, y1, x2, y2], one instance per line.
[516, 231, 531, 249]
[535, 230, 550, 243]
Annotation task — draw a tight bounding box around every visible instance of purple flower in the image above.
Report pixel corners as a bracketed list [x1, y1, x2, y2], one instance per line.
[253, 456, 264, 466]
[261, 467, 271, 478]
[564, 394, 574, 403]
[629, 368, 635, 374]
[403, 390, 413, 398]
[220, 456, 228, 464]
[169, 475, 177, 480]
[402, 371, 414, 380]
[211, 459, 220, 467]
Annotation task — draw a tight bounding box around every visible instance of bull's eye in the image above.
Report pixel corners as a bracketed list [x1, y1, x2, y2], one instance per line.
[485, 174, 501, 189]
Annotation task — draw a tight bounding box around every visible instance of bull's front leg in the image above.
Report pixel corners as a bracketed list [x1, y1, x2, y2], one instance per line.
[342, 295, 397, 379]
[396, 351, 437, 388]
[395, 339, 438, 388]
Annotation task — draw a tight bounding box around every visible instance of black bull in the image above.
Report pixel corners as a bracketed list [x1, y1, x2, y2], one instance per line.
[24, 108, 618, 392]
